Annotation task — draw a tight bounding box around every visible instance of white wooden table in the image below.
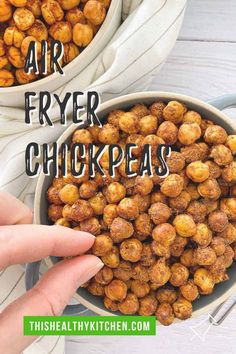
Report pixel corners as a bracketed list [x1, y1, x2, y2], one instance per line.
[66, 2, 236, 353]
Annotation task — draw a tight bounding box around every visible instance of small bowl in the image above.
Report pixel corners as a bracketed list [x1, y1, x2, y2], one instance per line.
[0, 0, 122, 108]
[31, 91, 236, 320]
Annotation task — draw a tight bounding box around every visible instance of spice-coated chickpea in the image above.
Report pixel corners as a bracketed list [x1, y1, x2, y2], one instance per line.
[80, 217, 101, 235]
[104, 297, 118, 312]
[98, 123, 119, 144]
[148, 202, 171, 225]
[204, 125, 227, 145]
[62, 204, 72, 220]
[149, 258, 171, 286]
[101, 246, 120, 268]
[119, 112, 140, 134]
[178, 123, 201, 146]
[41, 0, 64, 25]
[9, 0, 27, 6]
[130, 104, 150, 119]
[183, 110, 202, 125]
[180, 249, 196, 267]
[220, 198, 236, 221]
[87, 280, 105, 296]
[180, 280, 199, 302]
[15, 67, 37, 84]
[89, 192, 107, 215]
[118, 293, 139, 315]
[105, 182, 126, 204]
[194, 246, 217, 266]
[139, 115, 158, 136]
[156, 303, 175, 326]
[48, 204, 63, 222]
[140, 244, 156, 267]
[152, 223, 176, 246]
[0, 0, 12, 22]
[210, 144, 233, 166]
[181, 142, 209, 164]
[105, 279, 127, 302]
[187, 200, 207, 223]
[218, 223, 236, 244]
[126, 134, 144, 157]
[4, 26, 25, 47]
[211, 237, 226, 256]
[224, 245, 234, 268]
[134, 213, 153, 238]
[47, 186, 63, 205]
[13, 7, 35, 31]
[160, 174, 184, 197]
[149, 101, 166, 120]
[92, 234, 113, 256]
[64, 42, 79, 64]
[132, 263, 149, 282]
[7, 46, 24, 68]
[107, 110, 124, 127]
[186, 161, 210, 183]
[113, 261, 132, 282]
[130, 280, 150, 298]
[151, 241, 170, 258]
[117, 197, 139, 220]
[157, 121, 178, 145]
[194, 268, 214, 294]
[170, 236, 187, 257]
[70, 199, 94, 222]
[222, 161, 236, 183]
[26, 0, 42, 17]
[103, 204, 118, 227]
[226, 135, 236, 154]
[132, 194, 151, 213]
[0, 56, 9, 69]
[208, 210, 228, 233]
[58, 0, 81, 10]
[55, 217, 71, 227]
[21, 35, 41, 58]
[110, 217, 134, 242]
[49, 21, 72, 43]
[79, 181, 97, 199]
[84, 0, 106, 25]
[169, 191, 191, 214]
[198, 178, 221, 200]
[205, 160, 222, 179]
[138, 296, 158, 316]
[169, 263, 189, 287]
[150, 191, 167, 204]
[134, 176, 153, 196]
[59, 184, 80, 205]
[192, 223, 212, 247]
[173, 297, 192, 320]
[156, 288, 177, 304]
[72, 22, 93, 47]
[65, 7, 86, 25]
[142, 134, 164, 156]
[166, 152, 185, 173]
[202, 199, 219, 214]
[95, 266, 113, 285]
[173, 214, 196, 237]
[120, 238, 143, 262]
[0, 40, 5, 56]
[163, 101, 186, 124]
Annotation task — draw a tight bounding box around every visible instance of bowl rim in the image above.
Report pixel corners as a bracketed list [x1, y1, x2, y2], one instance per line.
[35, 91, 236, 320]
[0, 0, 118, 93]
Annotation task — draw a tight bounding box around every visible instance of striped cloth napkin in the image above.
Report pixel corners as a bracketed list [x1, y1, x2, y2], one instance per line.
[0, 1, 186, 353]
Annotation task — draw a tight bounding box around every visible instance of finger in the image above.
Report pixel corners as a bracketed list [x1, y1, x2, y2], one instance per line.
[0, 255, 104, 354]
[0, 225, 95, 270]
[0, 190, 33, 225]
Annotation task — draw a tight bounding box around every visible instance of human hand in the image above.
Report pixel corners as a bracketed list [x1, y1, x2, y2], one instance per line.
[0, 191, 103, 354]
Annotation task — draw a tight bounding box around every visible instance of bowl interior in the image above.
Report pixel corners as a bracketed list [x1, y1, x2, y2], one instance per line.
[36, 92, 236, 316]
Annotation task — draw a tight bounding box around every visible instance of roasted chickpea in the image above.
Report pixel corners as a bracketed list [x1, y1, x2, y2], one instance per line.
[149, 101, 165, 120]
[97, 123, 119, 144]
[183, 110, 202, 125]
[104, 296, 118, 312]
[198, 178, 221, 200]
[163, 101, 185, 124]
[208, 210, 228, 232]
[101, 246, 120, 268]
[80, 217, 101, 235]
[26, 0, 41, 17]
[0, 0, 12, 22]
[58, 184, 79, 205]
[156, 288, 177, 304]
[132, 263, 149, 282]
[156, 303, 174, 326]
[139, 115, 158, 136]
[149, 258, 171, 286]
[218, 223, 236, 244]
[148, 202, 171, 225]
[179, 280, 199, 302]
[110, 217, 134, 242]
[79, 181, 97, 199]
[130, 280, 150, 298]
[186, 161, 210, 183]
[7, 46, 24, 68]
[88, 280, 105, 296]
[92, 234, 113, 256]
[166, 152, 185, 173]
[151, 191, 167, 204]
[170, 236, 187, 257]
[4, 26, 25, 47]
[66, 7, 86, 25]
[204, 125, 227, 144]
[103, 204, 118, 227]
[118, 293, 139, 315]
[117, 197, 139, 220]
[181, 142, 209, 164]
[134, 176, 153, 196]
[15, 68, 37, 84]
[58, 0, 80, 10]
[194, 268, 214, 294]
[152, 223, 176, 246]
[120, 238, 143, 262]
[113, 261, 132, 281]
[132, 194, 151, 213]
[187, 201, 207, 223]
[211, 237, 226, 256]
[210, 144, 233, 166]
[21, 35, 41, 58]
[169, 191, 191, 214]
[226, 135, 236, 154]
[192, 223, 212, 247]
[173, 214, 196, 237]
[173, 297, 192, 320]
[224, 245, 234, 268]
[105, 182, 126, 204]
[222, 161, 236, 183]
[70, 199, 93, 222]
[107, 110, 124, 127]
[62, 204, 72, 220]
[55, 218, 71, 227]
[105, 279, 127, 302]
[134, 213, 153, 239]
[157, 121, 178, 145]
[142, 134, 164, 156]
[178, 123, 201, 146]
[49, 21, 72, 43]
[160, 174, 184, 197]
[47, 186, 63, 205]
[126, 134, 144, 157]
[83, 0, 106, 25]
[151, 241, 170, 258]
[9, 0, 27, 6]
[48, 204, 63, 222]
[130, 104, 150, 119]
[195, 246, 217, 266]
[95, 266, 113, 285]
[140, 244, 156, 267]
[169, 263, 189, 287]
[41, 0, 64, 25]
[119, 112, 140, 134]
[139, 296, 157, 316]
[221, 198, 236, 221]
[72, 22, 93, 46]
[204, 160, 222, 179]
[13, 7, 35, 31]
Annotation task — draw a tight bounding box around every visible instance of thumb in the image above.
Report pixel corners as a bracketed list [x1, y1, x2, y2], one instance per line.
[0, 255, 103, 354]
